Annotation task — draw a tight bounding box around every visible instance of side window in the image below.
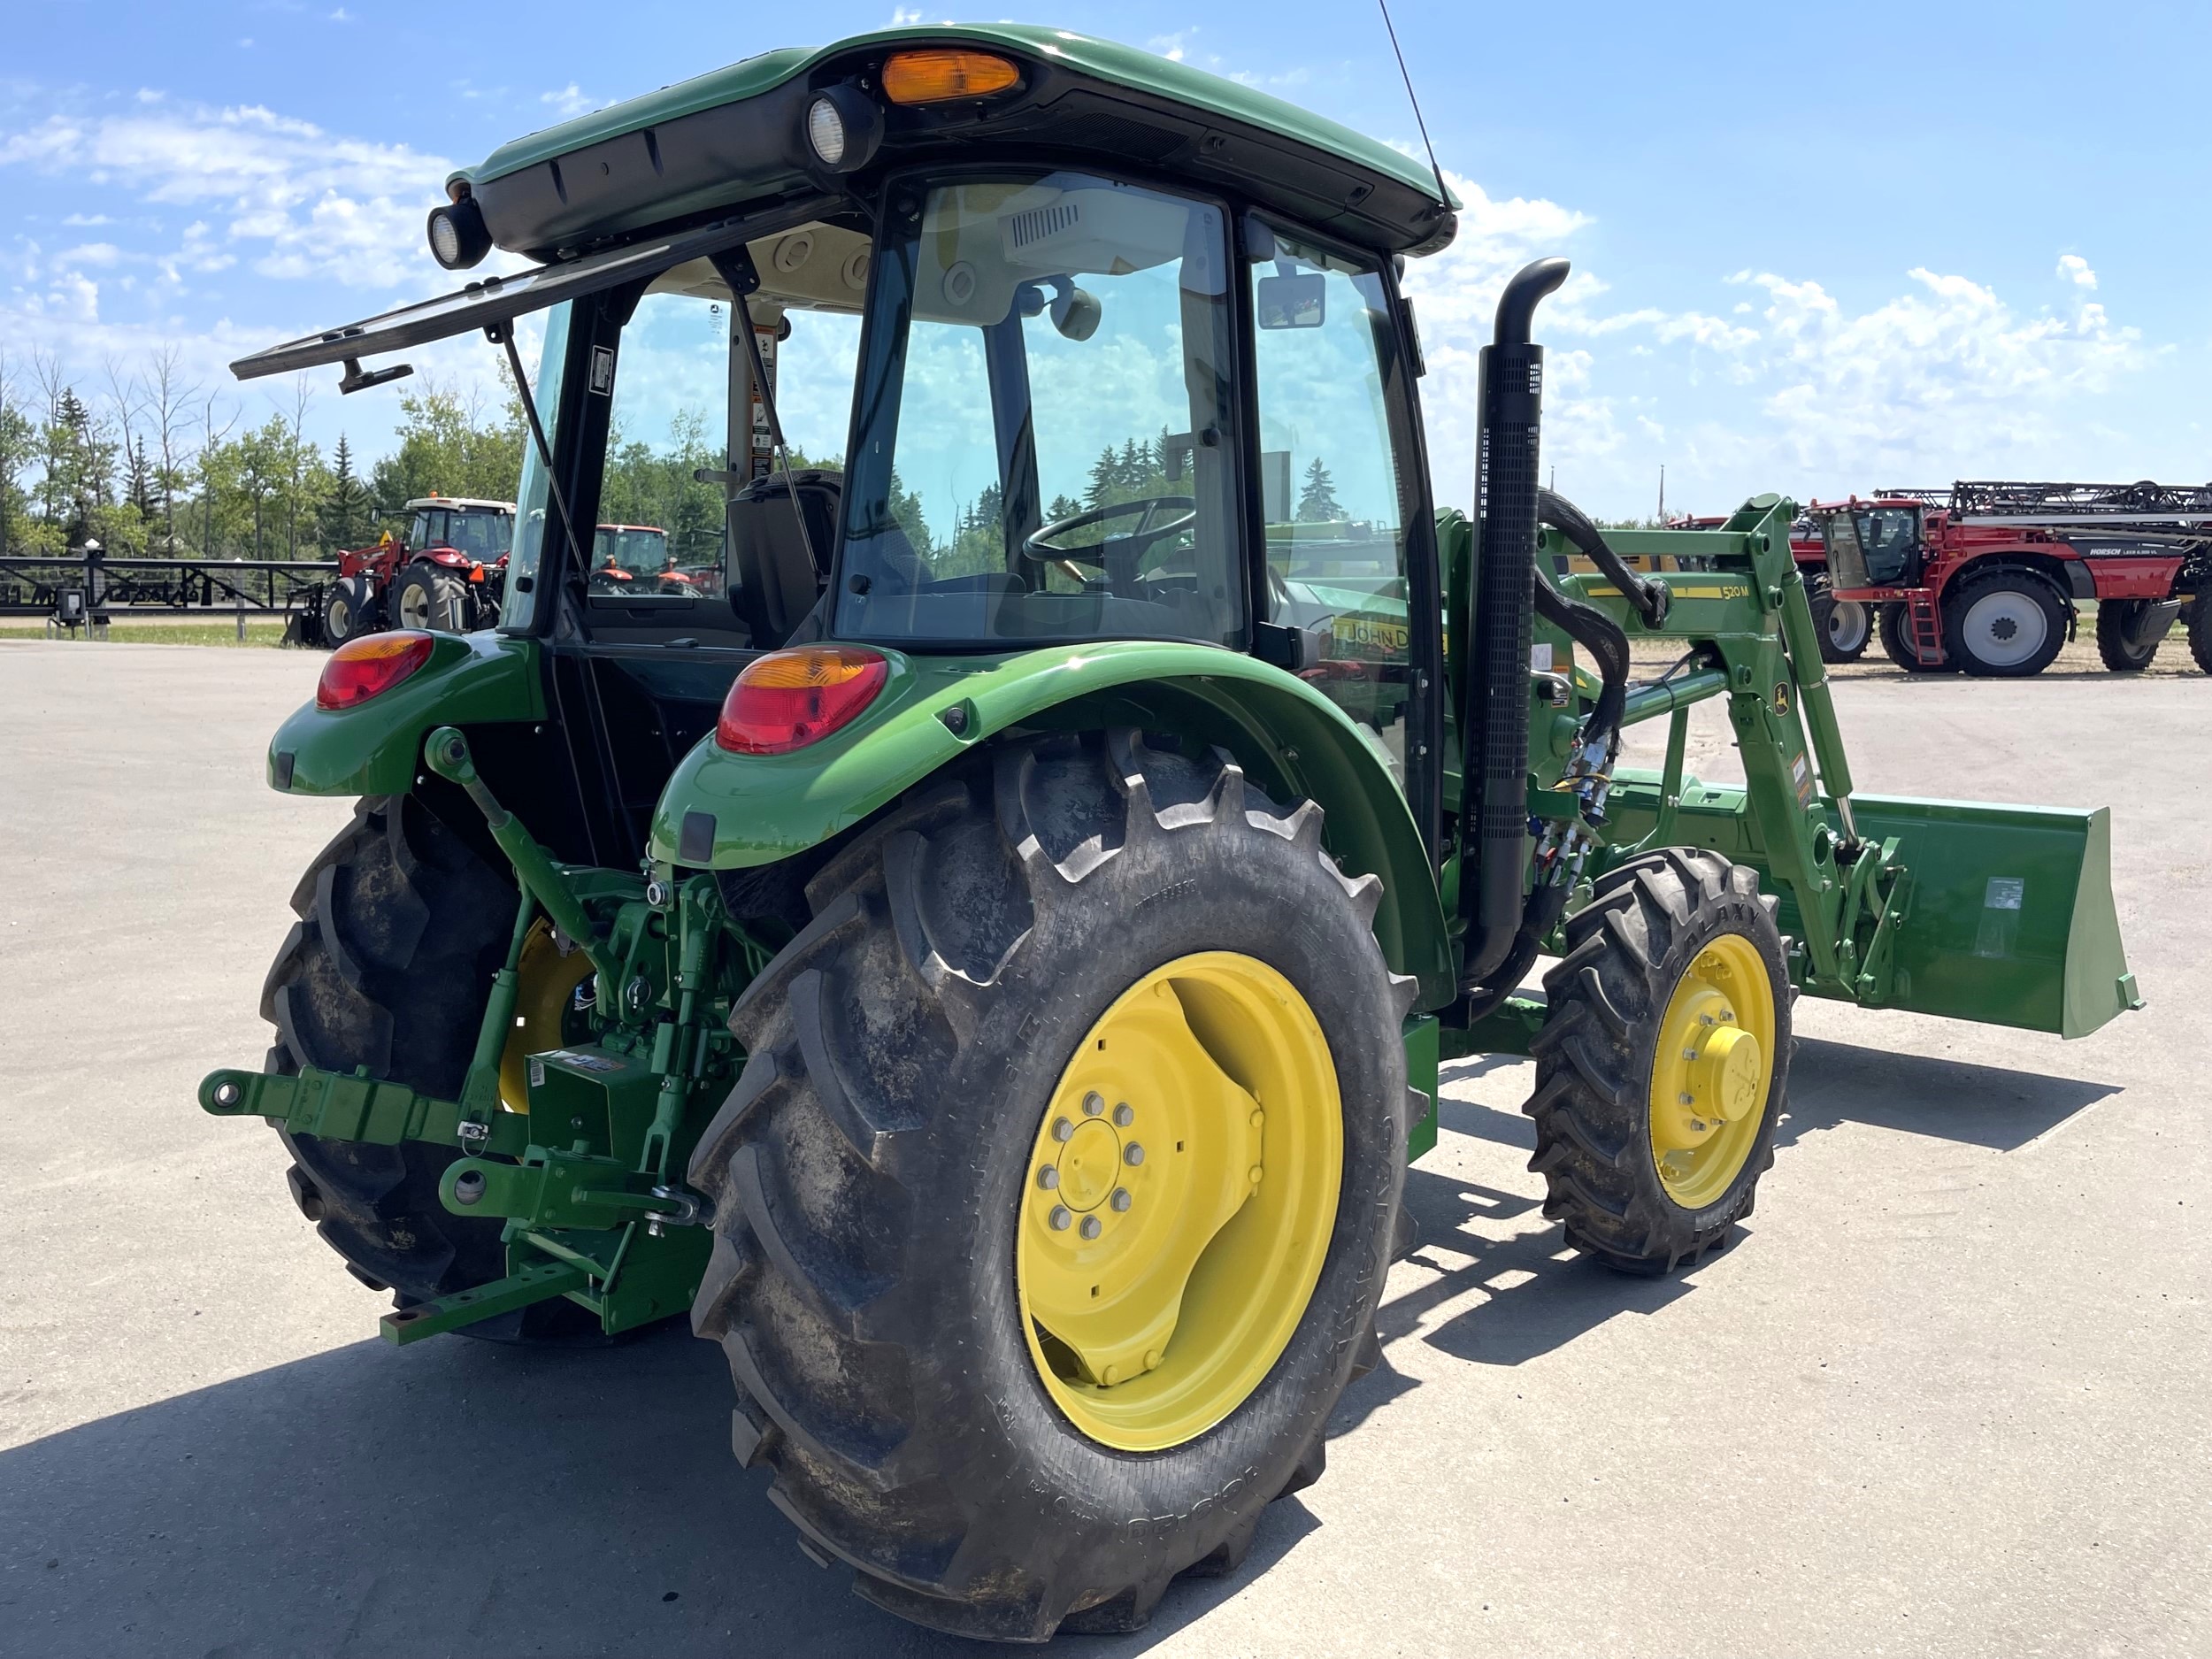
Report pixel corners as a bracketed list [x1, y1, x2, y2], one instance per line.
[1248, 221, 1411, 777]
[597, 291, 733, 606]
[409, 509, 436, 549]
[591, 273, 863, 642]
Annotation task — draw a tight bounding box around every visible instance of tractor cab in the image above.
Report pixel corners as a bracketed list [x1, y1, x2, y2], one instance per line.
[1816, 498, 1924, 590]
[404, 496, 515, 565]
[233, 27, 1452, 858]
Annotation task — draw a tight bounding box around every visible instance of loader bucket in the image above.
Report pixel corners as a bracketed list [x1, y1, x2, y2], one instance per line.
[1835, 795, 2138, 1039]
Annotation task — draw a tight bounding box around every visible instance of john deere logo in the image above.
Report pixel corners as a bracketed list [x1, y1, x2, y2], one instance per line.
[1772, 683, 1792, 715]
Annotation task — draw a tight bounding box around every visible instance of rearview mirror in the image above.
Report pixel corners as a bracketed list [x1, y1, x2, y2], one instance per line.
[1050, 283, 1101, 342]
[1256, 273, 1325, 329]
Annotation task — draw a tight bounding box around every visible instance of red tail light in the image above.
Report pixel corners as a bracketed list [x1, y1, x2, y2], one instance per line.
[318, 632, 434, 710]
[716, 647, 888, 755]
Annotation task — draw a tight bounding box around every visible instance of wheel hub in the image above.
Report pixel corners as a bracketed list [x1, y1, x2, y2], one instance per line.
[1647, 938, 1776, 1208]
[1016, 953, 1338, 1451]
[1963, 589, 2048, 666]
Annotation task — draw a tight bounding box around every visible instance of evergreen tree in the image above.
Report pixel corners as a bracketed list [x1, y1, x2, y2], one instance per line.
[1296, 456, 1342, 523]
[125, 434, 157, 537]
[1086, 444, 1121, 511]
[320, 434, 373, 551]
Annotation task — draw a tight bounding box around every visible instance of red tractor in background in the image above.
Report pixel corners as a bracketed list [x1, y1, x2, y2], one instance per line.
[324, 495, 515, 643]
[586, 524, 697, 595]
[1807, 481, 2212, 676]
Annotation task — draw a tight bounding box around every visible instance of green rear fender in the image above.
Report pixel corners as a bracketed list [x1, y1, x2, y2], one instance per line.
[651, 641, 1455, 1009]
[266, 633, 546, 796]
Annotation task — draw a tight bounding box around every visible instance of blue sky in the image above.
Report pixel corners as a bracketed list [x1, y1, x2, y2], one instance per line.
[4, 0, 2207, 518]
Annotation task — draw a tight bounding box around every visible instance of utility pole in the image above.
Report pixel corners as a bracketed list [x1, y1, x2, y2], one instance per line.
[1657, 465, 1666, 524]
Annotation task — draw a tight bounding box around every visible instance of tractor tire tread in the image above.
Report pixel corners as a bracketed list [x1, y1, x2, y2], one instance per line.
[687, 729, 1407, 1641]
[1521, 849, 1791, 1273]
[260, 794, 598, 1342]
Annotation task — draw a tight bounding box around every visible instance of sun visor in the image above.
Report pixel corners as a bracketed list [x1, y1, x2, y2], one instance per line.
[227, 216, 766, 384]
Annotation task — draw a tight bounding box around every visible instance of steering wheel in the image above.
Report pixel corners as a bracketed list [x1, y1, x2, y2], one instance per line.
[1021, 495, 1198, 583]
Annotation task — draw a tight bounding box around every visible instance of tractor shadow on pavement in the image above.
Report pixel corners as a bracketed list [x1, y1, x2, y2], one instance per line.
[1332, 1062, 1698, 1398]
[0, 1316, 1315, 1658]
[1779, 1036, 2121, 1152]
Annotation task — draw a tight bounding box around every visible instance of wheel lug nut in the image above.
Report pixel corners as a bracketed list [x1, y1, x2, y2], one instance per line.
[1248, 1164, 1263, 1185]
[1079, 1215, 1102, 1240]
[1144, 1348, 1163, 1371]
[1051, 1118, 1074, 1142]
[1123, 1143, 1144, 1166]
[1112, 1103, 1133, 1127]
[1110, 1188, 1131, 1211]
[1679, 1092, 1695, 1106]
[1249, 1109, 1264, 1129]
[1048, 1206, 1072, 1231]
[1102, 1363, 1123, 1384]
[1036, 1166, 1060, 1190]
[1082, 1092, 1104, 1117]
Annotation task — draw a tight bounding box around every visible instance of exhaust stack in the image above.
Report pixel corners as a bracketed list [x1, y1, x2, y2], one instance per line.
[1462, 257, 1570, 981]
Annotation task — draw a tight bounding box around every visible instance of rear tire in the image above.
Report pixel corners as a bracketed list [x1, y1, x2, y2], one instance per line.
[1524, 849, 1790, 1274]
[2188, 590, 2212, 675]
[688, 731, 1415, 1640]
[261, 795, 601, 1341]
[1808, 576, 1870, 663]
[324, 575, 377, 645]
[1944, 570, 2066, 677]
[2095, 598, 2167, 672]
[395, 562, 469, 632]
[1878, 602, 1952, 672]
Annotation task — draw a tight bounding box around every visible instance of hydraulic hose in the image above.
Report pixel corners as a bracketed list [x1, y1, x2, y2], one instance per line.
[1532, 559, 1629, 745]
[1538, 486, 1668, 628]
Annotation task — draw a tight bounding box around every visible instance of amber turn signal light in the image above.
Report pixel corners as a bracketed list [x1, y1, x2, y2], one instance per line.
[881, 49, 1020, 105]
[317, 632, 434, 710]
[715, 646, 889, 755]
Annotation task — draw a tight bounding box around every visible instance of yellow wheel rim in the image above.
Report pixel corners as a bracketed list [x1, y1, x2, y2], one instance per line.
[1016, 952, 1342, 1453]
[1647, 933, 1776, 1210]
[497, 922, 595, 1113]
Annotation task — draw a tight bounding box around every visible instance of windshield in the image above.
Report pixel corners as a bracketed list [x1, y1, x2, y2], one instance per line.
[834, 173, 1242, 649]
[444, 510, 513, 558]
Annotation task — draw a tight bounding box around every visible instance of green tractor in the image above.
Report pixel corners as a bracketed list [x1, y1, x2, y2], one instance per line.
[204, 27, 2139, 1641]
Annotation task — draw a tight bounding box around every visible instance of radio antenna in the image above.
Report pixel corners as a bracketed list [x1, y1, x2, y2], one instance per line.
[1377, 0, 1450, 209]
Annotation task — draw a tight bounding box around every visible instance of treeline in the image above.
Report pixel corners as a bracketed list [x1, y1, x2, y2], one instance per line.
[0, 346, 526, 563]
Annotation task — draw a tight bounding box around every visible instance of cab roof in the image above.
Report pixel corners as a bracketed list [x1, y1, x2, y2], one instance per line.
[457, 24, 1456, 261]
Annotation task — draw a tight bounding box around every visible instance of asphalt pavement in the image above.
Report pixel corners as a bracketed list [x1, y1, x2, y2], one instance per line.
[1, 639, 2204, 1657]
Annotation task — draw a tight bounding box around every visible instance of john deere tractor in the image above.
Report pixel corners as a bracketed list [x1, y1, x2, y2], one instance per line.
[204, 27, 2139, 1641]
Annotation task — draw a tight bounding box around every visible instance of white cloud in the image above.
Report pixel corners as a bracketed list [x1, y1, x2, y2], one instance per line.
[1397, 165, 2152, 514]
[1148, 31, 1192, 63]
[540, 84, 595, 119]
[889, 7, 925, 23]
[0, 98, 453, 290]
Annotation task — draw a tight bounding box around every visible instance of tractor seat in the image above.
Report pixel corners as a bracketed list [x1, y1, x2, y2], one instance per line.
[727, 469, 841, 649]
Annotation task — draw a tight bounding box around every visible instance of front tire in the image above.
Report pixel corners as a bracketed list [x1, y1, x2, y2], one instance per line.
[323, 575, 377, 644]
[1944, 571, 2067, 677]
[1808, 576, 1870, 663]
[688, 731, 1415, 1640]
[1524, 849, 1790, 1274]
